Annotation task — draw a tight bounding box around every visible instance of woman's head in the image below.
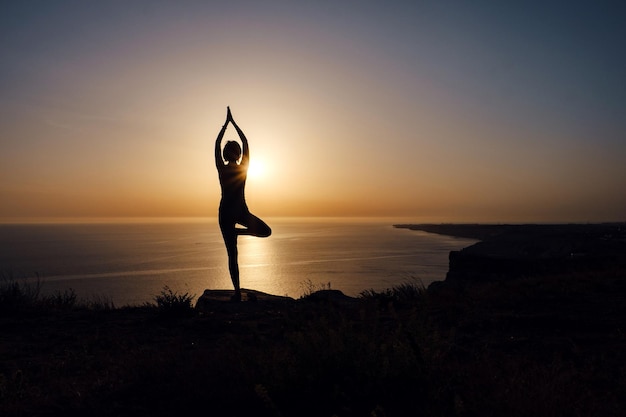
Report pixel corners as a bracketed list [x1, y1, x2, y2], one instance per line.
[223, 141, 242, 163]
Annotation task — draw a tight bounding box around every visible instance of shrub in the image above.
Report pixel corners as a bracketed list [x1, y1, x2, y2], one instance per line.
[299, 279, 331, 299]
[84, 294, 116, 311]
[0, 274, 42, 314]
[359, 279, 426, 306]
[43, 288, 78, 309]
[153, 285, 196, 317]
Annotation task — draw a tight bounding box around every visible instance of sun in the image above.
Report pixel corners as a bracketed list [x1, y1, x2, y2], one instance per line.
[247, 158, 265, 180]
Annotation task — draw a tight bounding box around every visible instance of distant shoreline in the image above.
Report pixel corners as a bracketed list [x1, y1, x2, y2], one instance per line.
[393, 223, 515, 240]
[393, 222, 626, 242]
[395, 223, 626, 276]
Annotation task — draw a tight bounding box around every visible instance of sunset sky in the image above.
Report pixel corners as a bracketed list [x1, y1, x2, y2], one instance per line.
[1, 1, 625, 222]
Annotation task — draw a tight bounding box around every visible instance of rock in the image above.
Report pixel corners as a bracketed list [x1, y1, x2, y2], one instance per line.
[195, 289, 294, 313]
[300, 289, 359, 306]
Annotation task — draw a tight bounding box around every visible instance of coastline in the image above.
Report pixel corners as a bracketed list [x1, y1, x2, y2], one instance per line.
[393, 223, 512, 240]
[394, 222, 626, 263]
[2, 223, 626, 416]
[394, 222, 626, 242]
[396, 222, 626, 285]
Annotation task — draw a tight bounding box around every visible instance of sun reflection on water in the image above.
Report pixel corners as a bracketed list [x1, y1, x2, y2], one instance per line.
[237, 234, 284, 295]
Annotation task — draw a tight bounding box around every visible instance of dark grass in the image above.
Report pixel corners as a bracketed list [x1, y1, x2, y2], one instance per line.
[0, 274, 114, 315]
[1, 268, 626, 416]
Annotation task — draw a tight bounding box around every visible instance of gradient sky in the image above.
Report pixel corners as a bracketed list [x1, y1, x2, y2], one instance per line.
[1, 1, 625, 222]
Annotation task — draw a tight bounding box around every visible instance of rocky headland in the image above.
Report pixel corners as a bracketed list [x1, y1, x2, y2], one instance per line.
[395, 222, 626, 285]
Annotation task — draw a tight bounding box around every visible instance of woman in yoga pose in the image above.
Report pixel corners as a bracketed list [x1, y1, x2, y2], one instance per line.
[215, 107, 271, 301]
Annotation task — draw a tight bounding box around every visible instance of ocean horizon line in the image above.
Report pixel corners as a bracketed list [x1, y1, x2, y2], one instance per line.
[0, 215, 436, 225]
[2, 216, 623, 226]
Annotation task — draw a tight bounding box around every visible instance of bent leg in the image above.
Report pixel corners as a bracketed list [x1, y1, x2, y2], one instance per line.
[237, 213, 272, 238]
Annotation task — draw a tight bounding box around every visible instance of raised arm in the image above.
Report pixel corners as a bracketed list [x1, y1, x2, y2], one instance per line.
[228, 108, 249, 167]
[214, 121, 228, 170]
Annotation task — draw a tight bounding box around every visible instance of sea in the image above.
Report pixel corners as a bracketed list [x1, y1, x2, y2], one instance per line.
[0, 218, 477, 306]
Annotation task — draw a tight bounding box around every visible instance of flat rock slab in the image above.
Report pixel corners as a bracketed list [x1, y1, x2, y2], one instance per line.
[195, 288, 361, 314]
[195, 288, 295, 313]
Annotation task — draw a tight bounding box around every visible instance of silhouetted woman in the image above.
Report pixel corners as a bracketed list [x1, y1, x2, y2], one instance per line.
[215, 107, 271, 302]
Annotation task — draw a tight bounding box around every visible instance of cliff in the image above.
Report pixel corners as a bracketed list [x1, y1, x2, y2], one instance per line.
[395, 223, 626, 286]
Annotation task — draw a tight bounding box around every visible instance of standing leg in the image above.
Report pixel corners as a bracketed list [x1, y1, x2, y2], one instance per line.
[221, 228, 241, 302]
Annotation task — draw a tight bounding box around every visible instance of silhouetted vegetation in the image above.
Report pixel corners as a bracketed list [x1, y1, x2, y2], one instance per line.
[0, 274, 114, 315]
[0, 274, 42, 314]
[150, 285, 196, 318]
[360, 278, 426, 307]
[299, 278, 332, 298]
[1, 268, 625, 416]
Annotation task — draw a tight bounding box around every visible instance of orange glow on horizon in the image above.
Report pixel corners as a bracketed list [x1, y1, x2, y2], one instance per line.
[1, 4, 625, 224]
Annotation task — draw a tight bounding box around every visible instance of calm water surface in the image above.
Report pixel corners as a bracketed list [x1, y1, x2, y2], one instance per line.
[0, 218, 477, 306]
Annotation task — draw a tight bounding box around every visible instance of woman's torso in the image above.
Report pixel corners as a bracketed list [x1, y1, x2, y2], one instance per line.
[219, 164, 247, 208]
